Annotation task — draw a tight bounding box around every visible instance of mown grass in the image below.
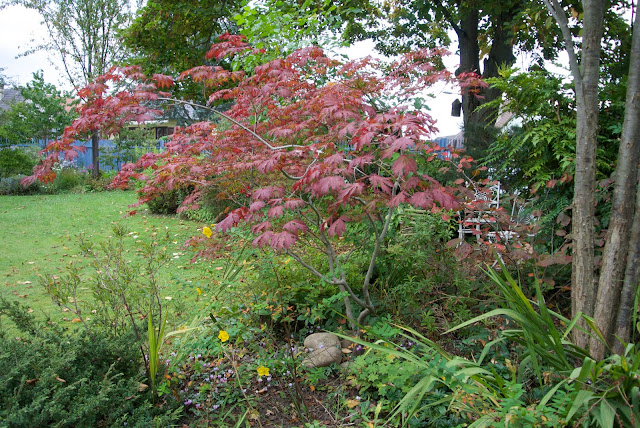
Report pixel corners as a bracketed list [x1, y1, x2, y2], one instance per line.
[0, 191, 221, 326]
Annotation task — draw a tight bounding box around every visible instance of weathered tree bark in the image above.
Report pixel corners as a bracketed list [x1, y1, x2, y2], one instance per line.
[91, 129, 100, 178]
[456, 8, 480, 133]
[614, 181, 640, 354]
[570, 0, 606, 350]
[543, 0, 606, 350]
[598, 5, 640, 356]
[454, 6, 517, 152]
[478, 11, 516, 126]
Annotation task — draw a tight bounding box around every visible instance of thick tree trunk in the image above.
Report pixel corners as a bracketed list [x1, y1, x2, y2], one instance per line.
[91, 129, 100, 178]
[596, 5, 640, 356]
[480, 14, 516, 122]
[456, 7, 516, 153]
[456, 8, 480, 136]
[570, 0, 606, 350]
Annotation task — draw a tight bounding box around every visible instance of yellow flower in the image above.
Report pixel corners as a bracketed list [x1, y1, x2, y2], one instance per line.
[196, 287, 203, 296]
[256, 365, 270, 377]
[218, 330, 229, 342]
[202, 226, 212, 238]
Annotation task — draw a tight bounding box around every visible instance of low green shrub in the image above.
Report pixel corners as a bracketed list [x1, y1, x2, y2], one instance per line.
[0, 297, 181, 427]
[0, 148, 37, 178]
[48, 168, 88, 193]
[0, 174, 41, 195]
[181, 185, 240, 223]
[146, 186, 193, 215]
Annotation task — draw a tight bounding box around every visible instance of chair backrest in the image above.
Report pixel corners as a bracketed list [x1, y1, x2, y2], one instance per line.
[472, 182, 500, 209]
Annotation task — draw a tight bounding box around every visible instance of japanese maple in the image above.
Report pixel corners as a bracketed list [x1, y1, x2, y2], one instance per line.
[29, 34, 485, 328]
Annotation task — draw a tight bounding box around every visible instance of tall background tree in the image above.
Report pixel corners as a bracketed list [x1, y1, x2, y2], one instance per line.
[2, 0, 138, 177]
[0, 71, 76, 145]
[119, 0, 242, 116]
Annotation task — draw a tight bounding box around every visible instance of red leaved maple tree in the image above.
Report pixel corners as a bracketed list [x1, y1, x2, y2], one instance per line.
[29, 34, 487, 327]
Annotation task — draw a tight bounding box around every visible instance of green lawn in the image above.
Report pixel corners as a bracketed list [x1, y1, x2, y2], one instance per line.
[0, 191, 219, 324]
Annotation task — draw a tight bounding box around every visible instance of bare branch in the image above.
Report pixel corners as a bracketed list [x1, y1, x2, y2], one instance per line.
[157, 97, 305, 151]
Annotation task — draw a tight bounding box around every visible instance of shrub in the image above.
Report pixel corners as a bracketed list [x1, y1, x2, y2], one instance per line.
[0, 297, 181, 427]
[146, 186, 193, 215]
[0, 174, 41, 195]
[48, 168, 88, 193]
[180, 185, 241, 223]
[0, 148, 37, 178]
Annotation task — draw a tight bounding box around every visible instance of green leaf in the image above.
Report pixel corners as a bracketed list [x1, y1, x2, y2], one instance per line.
[597, 399, 615, 428]
[565, 390, 594, 421]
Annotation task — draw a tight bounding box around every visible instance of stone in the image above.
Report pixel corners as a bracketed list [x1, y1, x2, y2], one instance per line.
[302, 332, 342, 368]
[303, 332, 340, 350]
[302, 346, 343, 368]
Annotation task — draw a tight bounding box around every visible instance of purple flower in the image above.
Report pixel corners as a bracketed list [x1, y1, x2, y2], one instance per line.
[184, 399, 192, 406]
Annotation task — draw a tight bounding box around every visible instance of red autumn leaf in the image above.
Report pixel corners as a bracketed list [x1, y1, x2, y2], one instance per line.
[327, 217, 347, 237]
[312, 176, 345, 197]
[152, 74, 175, 88]
[267, 205, 284, 218]
[392, 155, 417, 176]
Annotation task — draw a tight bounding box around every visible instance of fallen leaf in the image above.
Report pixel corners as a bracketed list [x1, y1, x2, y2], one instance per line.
[345, 399, 360, 408]
[72, 318, 82, 323]
[56, 377, 66, 383]
[26, 378, 39, 385]
[341, 348, 352, 354]
[138, 383, 149, 391]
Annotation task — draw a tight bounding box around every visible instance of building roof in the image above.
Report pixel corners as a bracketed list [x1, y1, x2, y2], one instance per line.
[0, 87, 24, 111]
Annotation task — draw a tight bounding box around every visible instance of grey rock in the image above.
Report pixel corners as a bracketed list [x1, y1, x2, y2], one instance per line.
[302, 333, 342, 368]
[303, 333, 340, 351]
[302, 346, 343, 368]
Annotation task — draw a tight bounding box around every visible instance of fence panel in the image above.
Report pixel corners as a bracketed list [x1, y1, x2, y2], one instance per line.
[4, 139, 166, 172]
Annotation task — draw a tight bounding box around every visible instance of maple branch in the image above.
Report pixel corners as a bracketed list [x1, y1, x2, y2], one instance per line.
[361, 179, 400, 311]
[281, 154, 321, 181]
[353, 196, 380, 236]
[157, 97, 305, 151]
[286, 249, 327, 281]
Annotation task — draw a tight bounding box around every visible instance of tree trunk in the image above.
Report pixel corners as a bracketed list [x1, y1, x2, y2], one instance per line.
[479, 12, 516, 126]
[549, 0, 606, 350]
[595, 4, 640, 357]
[456, 8, 480, 136]
[456, 6, 516, 153]
[91, 129, 100, 178]
[614, 181, 640, 354]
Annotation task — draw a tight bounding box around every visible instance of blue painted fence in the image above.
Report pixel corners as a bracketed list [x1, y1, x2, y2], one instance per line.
[6, 139, 166, 172]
